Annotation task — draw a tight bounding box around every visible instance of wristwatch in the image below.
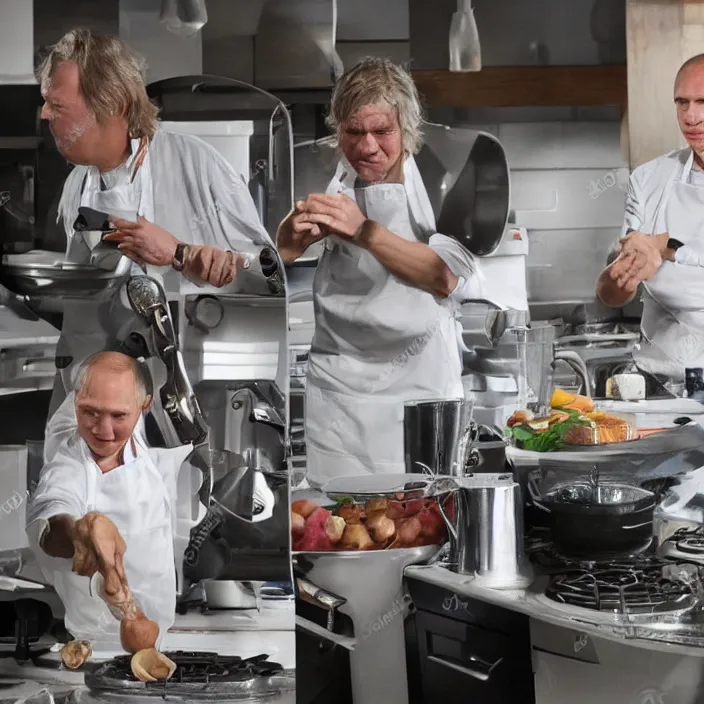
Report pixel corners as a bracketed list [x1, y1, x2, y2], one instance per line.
[667, 238, 684, 252]
[172, 242, 188, 272]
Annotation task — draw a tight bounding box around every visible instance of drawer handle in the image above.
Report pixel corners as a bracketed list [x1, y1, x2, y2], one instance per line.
[428, 653, 503, 682]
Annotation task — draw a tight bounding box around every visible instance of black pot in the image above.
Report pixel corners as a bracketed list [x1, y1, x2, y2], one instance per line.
[535, 482, 655, 559]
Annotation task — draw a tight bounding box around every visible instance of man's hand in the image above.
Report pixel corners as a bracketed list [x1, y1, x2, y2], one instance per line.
[72, 512, 128, 601]
[607, 231, 663, 290]
[276, 201, 329, 263]
[299, 194, 367, 242]
[183, 245, 246, 287]
[104, 216, 179, 267]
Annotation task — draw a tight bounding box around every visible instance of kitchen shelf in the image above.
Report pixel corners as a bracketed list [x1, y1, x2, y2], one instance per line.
[411, 66, 627, 108]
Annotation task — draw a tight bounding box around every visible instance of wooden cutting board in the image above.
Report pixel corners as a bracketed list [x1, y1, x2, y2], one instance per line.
[626, 0, 704, 168]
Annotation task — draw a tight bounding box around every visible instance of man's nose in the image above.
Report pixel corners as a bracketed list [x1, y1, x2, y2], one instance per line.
[40, 103, 50, 121]
[94, 416, 114, 438]
[359, 133, 379, 154]
[684, 107, 702, 125]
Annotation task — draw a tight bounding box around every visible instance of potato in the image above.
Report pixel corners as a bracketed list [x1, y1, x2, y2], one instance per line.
[396, 517, 422, 547]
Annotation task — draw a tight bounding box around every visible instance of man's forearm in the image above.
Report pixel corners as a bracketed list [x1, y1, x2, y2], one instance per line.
[358, 221, 458, 297]
[41, 514, 77, 559]
[596, 268, 636, 308]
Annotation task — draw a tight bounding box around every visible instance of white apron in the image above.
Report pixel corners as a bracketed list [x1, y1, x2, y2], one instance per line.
[50, 139, 168, 417]
[633, 151, 704, 382]
[49, 433, 175, 654]
[304, 158, 464, 485]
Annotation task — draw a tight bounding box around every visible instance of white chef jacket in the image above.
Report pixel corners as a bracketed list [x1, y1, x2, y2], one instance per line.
[47, 126, 275, 423]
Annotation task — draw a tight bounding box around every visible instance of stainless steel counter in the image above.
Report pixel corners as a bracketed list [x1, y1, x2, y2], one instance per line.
[405, 562, 704, 658]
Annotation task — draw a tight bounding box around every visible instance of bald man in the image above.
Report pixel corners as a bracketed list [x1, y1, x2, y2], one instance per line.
[596, 54, 704, 384]
[26, 351, 192, 653]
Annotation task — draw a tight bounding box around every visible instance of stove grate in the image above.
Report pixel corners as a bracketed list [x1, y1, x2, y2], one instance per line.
[545, 558, 701, 614]
[668, 526, 704, 556]
[105, 651, 283, 685]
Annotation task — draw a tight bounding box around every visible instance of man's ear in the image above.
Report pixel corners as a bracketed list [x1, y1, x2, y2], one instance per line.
[142, 394, 152, 413]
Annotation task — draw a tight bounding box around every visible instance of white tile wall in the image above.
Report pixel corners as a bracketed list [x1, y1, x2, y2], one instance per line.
[462, 121, 628, 305]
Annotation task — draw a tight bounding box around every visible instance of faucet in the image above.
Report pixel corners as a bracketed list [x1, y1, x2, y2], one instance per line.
[553, 350, 592, 398]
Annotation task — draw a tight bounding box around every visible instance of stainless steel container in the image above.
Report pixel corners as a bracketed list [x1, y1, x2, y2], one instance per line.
[403, 398, 475, 477]
[442, 473, 532, 589]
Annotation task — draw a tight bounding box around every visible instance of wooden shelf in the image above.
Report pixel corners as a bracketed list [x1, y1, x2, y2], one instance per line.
[411, 66, 627, 108]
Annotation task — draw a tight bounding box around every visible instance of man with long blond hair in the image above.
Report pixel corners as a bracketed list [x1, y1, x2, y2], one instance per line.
[277, 58, 483, 484]
[38, 28, 274, 435]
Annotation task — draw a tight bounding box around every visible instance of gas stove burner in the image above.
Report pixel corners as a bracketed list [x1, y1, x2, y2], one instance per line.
[545, 559, 702, 614]
[667, 526, 704, 556]
[85, 650, 293, 700]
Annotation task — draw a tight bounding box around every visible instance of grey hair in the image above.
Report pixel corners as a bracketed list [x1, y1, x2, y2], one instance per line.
[326, 57, 424, 155]
[36, 28, 159, 138]
[74, 351, 150, 408]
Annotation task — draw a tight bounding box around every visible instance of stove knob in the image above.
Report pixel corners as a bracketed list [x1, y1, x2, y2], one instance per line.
[189, 296, 224, 331]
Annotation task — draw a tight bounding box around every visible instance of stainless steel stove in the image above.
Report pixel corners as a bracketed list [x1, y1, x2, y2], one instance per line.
[544, 557, 701, 614]
[70, 650, 295, 703]
[660, 525, 704, 561]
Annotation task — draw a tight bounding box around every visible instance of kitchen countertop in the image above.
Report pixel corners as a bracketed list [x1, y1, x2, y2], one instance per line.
[405, 562, 704, 658]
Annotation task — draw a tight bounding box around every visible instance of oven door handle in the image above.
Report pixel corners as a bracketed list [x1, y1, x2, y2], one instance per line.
[295, 615, 356, 651]
[427, 653, 503, 682]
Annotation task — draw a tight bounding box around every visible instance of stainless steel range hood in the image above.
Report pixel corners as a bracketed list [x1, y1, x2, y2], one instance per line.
[210, 0, 341, 90]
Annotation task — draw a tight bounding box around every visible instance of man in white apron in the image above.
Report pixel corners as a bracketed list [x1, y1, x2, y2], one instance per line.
[37, 29, 273, 439]
[26, 352, 191, 656]
[597, 54, 704, 384]
[277, 58, 484, 485]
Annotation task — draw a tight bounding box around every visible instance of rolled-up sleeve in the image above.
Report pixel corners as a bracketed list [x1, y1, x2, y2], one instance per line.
[429, 233, 484, 301]
[26, 458, 87, 550]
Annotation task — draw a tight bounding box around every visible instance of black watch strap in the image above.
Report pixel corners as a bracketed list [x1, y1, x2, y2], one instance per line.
[667, 238, 684, 252]
[172, 242, 188, 271]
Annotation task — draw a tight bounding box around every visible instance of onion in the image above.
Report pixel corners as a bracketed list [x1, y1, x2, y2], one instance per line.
[365, 498, 388, 516]
[324, 515, 346, 544]
[291, 499, 318, 519]
[337, 503, 363, 524]
[61, 640, 92, 669]
[396, 517, 422, 547]
[120, 612, 160, 654]
[131, 648, 177, 682]
[340, 524, 375, 550]
[291, 511, 305, 537]
[366, 513, 396, 543]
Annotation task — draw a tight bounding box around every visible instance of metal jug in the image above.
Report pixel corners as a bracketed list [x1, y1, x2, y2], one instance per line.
[403, 398, 477, 477]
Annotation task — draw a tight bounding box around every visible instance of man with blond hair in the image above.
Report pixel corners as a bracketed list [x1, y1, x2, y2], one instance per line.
[38, 28, 274, 429]
[277, 57, 483, 484]
[27, 351, 191, 654]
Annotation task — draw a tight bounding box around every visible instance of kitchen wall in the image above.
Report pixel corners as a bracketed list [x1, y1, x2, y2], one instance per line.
[407, 0, 631, 320]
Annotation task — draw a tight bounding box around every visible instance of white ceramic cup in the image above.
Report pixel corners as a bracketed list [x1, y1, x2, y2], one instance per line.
[611, 373, 646, 401]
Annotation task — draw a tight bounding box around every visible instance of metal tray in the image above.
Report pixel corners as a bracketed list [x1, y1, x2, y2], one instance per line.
[321, 472, 458, 503]
[1, 250, 131, 299]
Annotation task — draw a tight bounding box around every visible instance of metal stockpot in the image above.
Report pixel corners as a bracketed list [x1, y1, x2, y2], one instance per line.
[403, 397, 476, 477]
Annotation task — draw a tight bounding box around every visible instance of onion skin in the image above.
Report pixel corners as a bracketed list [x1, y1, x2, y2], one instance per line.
[61, 640, 92, 669]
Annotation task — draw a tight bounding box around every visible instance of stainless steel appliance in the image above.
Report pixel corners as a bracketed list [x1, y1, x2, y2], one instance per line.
[403, 397, 476, 477]
[441, 473, 532, 588]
